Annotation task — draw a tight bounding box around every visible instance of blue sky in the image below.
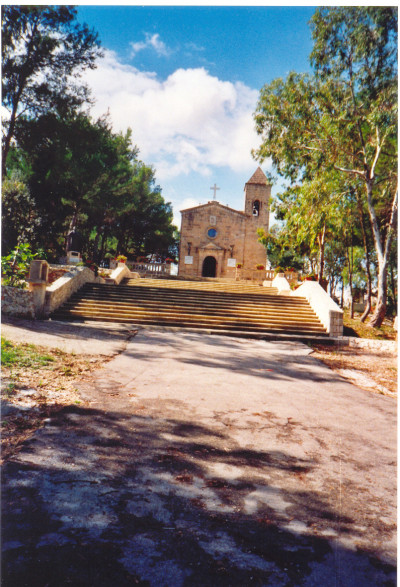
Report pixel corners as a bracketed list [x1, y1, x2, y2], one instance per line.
[77, 5, 316, 227]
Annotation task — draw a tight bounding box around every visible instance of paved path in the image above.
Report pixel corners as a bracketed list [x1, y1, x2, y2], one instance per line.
[2, 329, 396, 586]
[1, 316, 135, 356]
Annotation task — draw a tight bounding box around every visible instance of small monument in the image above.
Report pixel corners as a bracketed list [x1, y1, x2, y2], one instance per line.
[66, 228, 82, 264]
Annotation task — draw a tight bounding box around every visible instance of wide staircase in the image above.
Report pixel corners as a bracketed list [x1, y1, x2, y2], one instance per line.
[51, 277, 329, 340]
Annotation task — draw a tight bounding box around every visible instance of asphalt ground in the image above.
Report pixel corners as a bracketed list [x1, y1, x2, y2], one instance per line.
[1, 326, 397, 586]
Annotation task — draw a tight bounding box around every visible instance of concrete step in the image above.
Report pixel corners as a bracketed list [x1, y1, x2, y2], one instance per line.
[51, 278, 328, 338]
[68, 290, 314, 312]
[54, 310, 327, 335]
[123, 278, 278, 294]
[57, 305, 323, 328]
[60, 299, 321, 322]
[79, 284, 307, 307]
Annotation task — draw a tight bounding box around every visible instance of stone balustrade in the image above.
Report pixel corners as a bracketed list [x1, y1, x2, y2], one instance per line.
[45, 265, 102, 315]
[292, 280, 343, 337]
[128, 262, 172, 276]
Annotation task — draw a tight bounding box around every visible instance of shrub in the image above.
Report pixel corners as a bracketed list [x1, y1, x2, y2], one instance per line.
[1, 243, 36, 288]
[303, 273, 317, 281]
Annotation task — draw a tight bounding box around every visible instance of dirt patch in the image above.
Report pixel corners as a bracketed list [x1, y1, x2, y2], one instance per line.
[1, 344, 106, 463]
[311, 344, 397, 397]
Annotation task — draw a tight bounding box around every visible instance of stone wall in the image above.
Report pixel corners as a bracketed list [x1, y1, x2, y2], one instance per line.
[48, 266, 70, 285]
[44, 266, 99, 315]
[2, 285, 35, 319]
[107, 263, 134, 285]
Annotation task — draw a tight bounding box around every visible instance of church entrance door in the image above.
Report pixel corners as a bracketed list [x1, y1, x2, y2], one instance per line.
[202, 256, 217, 277]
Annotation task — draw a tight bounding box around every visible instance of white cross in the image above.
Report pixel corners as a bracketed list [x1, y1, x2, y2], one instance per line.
[210, 183, 220, 200]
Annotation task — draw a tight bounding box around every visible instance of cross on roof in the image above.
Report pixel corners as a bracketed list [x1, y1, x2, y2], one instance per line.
[210, 183, 220, 200]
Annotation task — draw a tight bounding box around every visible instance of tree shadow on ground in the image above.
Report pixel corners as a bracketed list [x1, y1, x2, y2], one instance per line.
[120, 330, 348, 386]
[343, 326, 360, 338]
[2, 315, 135, 344]
[2, 405, 396, 587]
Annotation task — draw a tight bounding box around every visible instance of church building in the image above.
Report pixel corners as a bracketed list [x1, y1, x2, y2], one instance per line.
[178, 167, 271, 279]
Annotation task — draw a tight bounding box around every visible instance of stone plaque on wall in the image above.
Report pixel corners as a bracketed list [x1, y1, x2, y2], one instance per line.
[209, 215, 216, 225]
[227, 258, 236, 267]
[184, 256, 193, 264]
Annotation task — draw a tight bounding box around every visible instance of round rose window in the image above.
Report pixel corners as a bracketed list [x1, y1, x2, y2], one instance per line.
[207, 228, 217, 239]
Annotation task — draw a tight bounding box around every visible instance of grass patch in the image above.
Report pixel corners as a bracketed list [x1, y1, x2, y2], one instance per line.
[343, 310, 396, 340]
[1, 337, 55, 368]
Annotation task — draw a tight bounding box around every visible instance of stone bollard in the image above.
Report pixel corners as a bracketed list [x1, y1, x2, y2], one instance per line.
[27, 260, 49, 318]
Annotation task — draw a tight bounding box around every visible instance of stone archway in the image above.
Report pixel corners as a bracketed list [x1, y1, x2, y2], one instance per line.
[202, 256, 217, 277]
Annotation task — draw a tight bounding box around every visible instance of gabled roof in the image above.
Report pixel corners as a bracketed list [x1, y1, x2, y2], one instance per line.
[246, 167, 268, 185]
[180, 200, 246, 217]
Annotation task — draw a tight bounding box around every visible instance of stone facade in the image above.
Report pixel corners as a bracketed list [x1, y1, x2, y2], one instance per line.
[178, 168, 270, 279]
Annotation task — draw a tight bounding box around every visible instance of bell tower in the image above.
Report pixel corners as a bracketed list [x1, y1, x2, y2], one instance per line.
[243, 167, 271, 269]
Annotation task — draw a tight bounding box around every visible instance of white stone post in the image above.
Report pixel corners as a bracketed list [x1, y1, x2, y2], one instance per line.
[27, 260, 49, 318]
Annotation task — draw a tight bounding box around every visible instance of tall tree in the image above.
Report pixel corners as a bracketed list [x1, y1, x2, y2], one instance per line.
[2, 5, 101, 177]
[253, 7, 397, 326]
[272, 171, 349, 284]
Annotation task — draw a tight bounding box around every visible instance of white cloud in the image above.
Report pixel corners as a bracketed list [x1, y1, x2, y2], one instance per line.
[84, 49, 262, 182]
[179, 197, 202, 211]
[130, 33, 172, 58]
[171, 196, 202, 228]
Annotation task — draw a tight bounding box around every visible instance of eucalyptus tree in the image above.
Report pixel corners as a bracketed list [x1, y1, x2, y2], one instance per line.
[253, 7, 397, 327]
[2, 5, 101, 177]
[273, 171, 349, 284]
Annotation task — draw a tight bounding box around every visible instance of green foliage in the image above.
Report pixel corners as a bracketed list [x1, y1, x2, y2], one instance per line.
[1, 243, 36, 288]
[2, 5, 101, 177]
[1, 169, 41, 252]
[1, 338, 55, 367]
[1, 8, 179, 266]
[258, 226, 304, 272]
[253, 6, 397, 325]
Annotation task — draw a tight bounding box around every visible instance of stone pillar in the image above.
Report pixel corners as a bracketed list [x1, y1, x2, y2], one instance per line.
[27, 260, 49, 318]
[67, 251, 81, 264]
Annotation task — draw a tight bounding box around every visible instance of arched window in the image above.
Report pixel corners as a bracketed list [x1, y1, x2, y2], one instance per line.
[252, 200, 260, 216]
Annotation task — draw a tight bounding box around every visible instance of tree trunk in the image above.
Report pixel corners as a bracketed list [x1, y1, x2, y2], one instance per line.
[357, 198, 373, 323]
[340, 276, 344, 309]
[99, 226, 109, 263]
[389, 262, 397, 310]
[65, 209, 78, 256]
[317, 222, 326, 285]
[345, 244, 354, 319]
[360, 281, 372, 323]
[2, 111, 17, 178]
[368, 183, 398, 327]
[92, 230, 101, 263]
[369, 261, 388, 327]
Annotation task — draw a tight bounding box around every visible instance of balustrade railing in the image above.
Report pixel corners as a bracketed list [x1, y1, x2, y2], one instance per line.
[235, 268, 299, 283]
[128, 262, 172, 275]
